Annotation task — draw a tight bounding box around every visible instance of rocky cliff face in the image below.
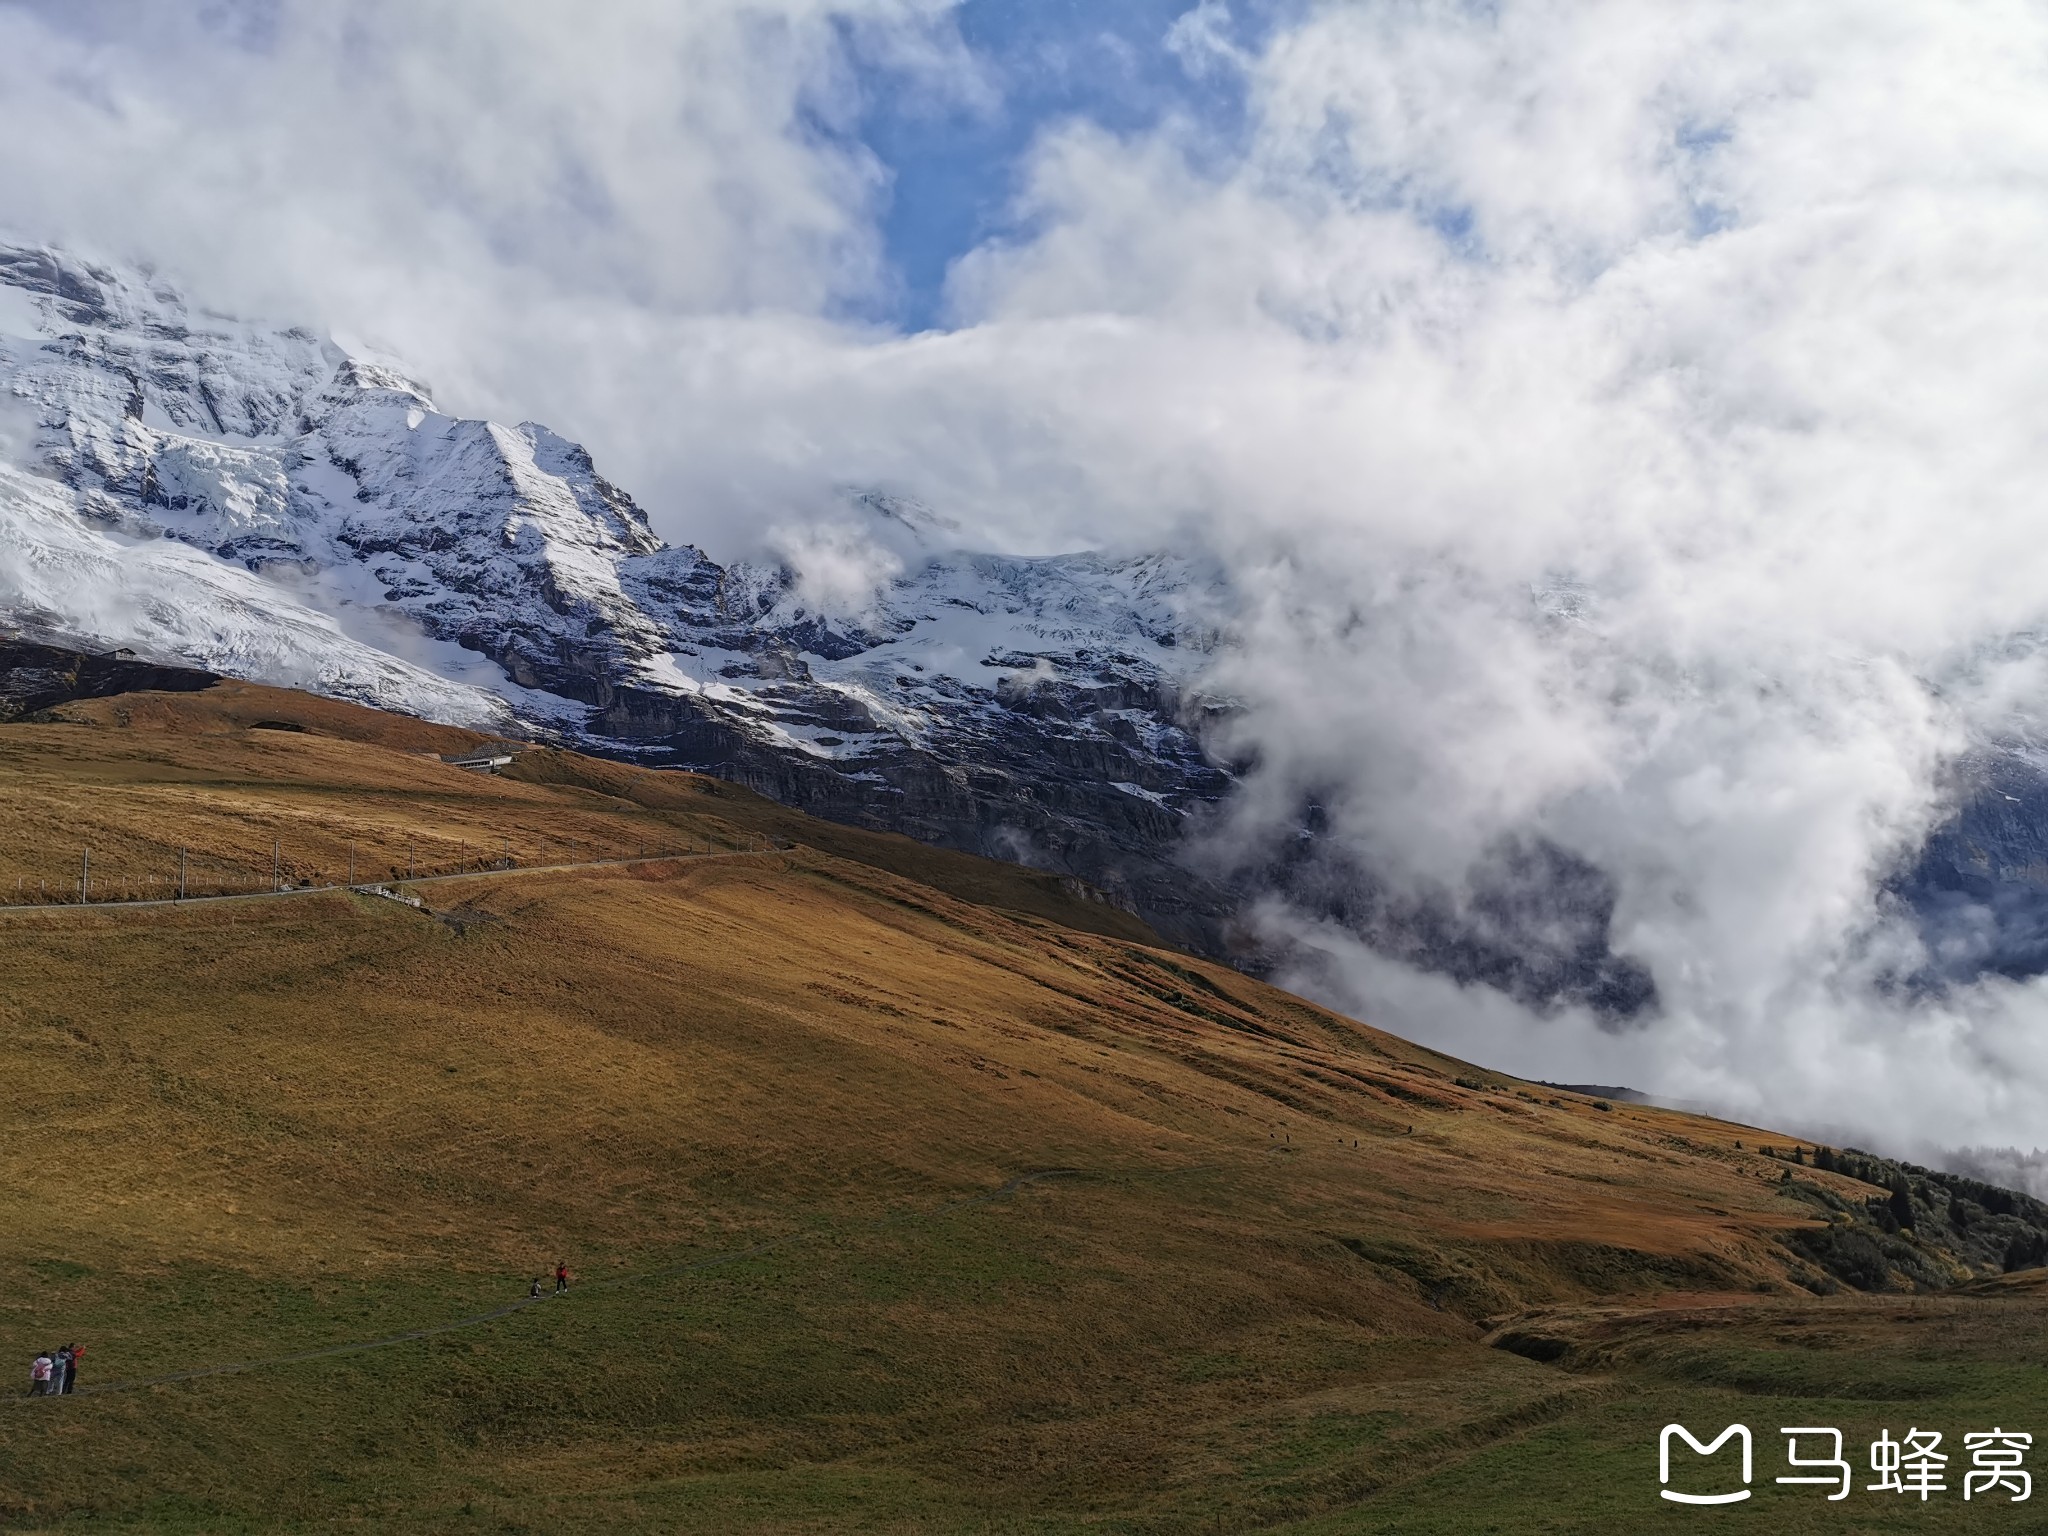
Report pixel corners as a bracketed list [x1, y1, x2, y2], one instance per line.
[0, 638, 219, 721]
[1894, 747, 2048, 986]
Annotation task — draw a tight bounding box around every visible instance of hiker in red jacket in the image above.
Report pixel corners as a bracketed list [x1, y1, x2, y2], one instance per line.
[554, 1261, 569, 1295]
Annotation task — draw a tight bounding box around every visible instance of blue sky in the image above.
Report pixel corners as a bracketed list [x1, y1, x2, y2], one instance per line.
[850, 0, 1275, 330]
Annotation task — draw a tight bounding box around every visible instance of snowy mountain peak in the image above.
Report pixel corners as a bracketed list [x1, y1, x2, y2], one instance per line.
[0, 243, 1235, 938]
[9, 242, 2038, 1019]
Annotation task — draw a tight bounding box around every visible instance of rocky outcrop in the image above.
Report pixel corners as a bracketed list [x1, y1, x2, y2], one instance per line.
[1896, 748, 2048, 985]
[0, 637, 218, 720]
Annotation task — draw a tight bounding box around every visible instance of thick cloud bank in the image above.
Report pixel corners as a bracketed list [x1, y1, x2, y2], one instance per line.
[6, 0, 2048, 1154]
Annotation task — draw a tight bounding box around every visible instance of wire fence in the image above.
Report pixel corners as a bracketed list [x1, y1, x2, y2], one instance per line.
[0, 828, 781, 909]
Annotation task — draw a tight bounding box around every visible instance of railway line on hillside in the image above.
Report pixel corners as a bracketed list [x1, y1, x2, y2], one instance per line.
[0, 847, 780, 917]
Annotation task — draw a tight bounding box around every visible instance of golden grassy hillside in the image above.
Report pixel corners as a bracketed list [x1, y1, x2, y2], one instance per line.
[0, 679, 1157, 941]
[0, 683, 2040, 1533]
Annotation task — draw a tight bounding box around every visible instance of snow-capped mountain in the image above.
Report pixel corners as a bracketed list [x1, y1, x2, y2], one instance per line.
[0, 244, 1237, 944]
[12, 240, 2044, 1004]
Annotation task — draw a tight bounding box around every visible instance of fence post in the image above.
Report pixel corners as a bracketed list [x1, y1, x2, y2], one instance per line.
[79, 848, 88, 905]
[179, 847, 187, 901]
[348, 841, 355, 886]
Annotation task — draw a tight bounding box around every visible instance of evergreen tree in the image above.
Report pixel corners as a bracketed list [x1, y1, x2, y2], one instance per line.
[1888, 1177, 1914, 1230]
[2003, 1232, 2047, 1272]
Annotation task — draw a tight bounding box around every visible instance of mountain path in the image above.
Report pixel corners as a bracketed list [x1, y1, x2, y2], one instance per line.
[0, 848, 777, 917]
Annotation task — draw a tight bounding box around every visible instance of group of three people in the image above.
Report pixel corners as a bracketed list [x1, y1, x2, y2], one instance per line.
[28, 1343, 81, 1396]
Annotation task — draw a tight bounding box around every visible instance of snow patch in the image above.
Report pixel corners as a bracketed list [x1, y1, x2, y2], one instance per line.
[0, 284, 43, 340]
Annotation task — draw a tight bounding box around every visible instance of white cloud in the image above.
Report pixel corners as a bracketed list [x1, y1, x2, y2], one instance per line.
[1164, 0, 1247, 82]
[7, 0, 2048, 1151]
[766, 518, 905, 616]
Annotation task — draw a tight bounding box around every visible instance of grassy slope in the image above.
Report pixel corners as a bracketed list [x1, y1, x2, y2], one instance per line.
[0, 682, 1157, 944]
[0, 685, 2040, 1533]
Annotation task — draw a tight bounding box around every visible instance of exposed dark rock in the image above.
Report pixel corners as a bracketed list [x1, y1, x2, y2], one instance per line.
[0, 639, 218, 720]
[1897, 748, 2048, 985]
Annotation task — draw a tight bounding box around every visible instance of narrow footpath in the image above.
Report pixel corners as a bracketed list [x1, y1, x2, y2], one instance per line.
[0, 848, 776, 917]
